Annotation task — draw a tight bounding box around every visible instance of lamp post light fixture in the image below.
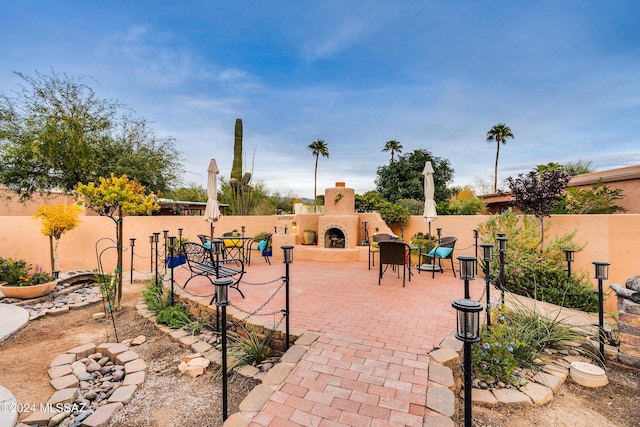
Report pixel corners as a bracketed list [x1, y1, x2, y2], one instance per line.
[178, 228, 183, 241]
[400, 227, 405, 241]
[282, 245, 294, 348]
[593, 260, 610, 365]
[452, 298, 483, 427]
[214, 277, 232, 422]
[496, 234, 508, 306]
[241, 225, 245, 236]
[479, 243, 493, 326]
[565, 249, 575, 278]
[129, 238, 136, 284]
[457, 255, 476, 299]
[436, 228, 442, 243]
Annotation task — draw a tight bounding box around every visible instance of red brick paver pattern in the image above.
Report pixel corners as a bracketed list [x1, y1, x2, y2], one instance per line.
[174, 256, 484, 426]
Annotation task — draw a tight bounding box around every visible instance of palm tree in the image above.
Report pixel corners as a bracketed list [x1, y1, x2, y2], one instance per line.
[308, 139, 329, 213]
[486, 123, 514, 193]
[382, 140, 403, 163]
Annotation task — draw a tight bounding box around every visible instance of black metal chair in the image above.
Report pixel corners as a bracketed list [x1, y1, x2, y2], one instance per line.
[418, 236, 457, 278]
[368, 233, 396, 270]
[378, 240, 411, 287]
[247, 233, 272, 266]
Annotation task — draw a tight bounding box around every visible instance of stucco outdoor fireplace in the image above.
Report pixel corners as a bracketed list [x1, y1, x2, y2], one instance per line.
[318, 183, 360, 249]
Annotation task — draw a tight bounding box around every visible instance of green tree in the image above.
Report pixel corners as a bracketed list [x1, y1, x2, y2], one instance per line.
[308, 139, 329, 213]
[375, 149, 454, 204]
[382, 140, 403, 163]
[164, 183, 208, 202]
[76, 174, 159, 305]
[486, 123, 515, 193]
[0, 70, 182, 201]
[554, 180, 626, 214]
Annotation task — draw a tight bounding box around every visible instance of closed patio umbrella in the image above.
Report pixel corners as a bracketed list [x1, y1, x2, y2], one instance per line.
[422, 161, 438, 237]
[204, 159, 220, 239]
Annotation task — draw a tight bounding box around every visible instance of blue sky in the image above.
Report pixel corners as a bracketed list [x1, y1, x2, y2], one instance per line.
[1, 1, 639, 198]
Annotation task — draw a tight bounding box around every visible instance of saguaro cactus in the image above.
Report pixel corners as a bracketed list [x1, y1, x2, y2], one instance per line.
[230, 118, 253, 215]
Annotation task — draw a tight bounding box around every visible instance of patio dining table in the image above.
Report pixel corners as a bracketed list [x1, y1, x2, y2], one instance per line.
[222, 236, 254, 264]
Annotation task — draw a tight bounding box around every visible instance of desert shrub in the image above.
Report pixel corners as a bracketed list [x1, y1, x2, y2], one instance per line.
[473, 303, 589, 383]
[155, 303, 192, 329]
[229, 324, 274, 367]
[142, 279, 172, 314]
[477, 210, 598, 311]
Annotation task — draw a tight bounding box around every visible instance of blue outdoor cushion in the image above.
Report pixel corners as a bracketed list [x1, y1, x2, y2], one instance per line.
[203, 242, 211, 249]
[257, 240, 268, 251]
[428, 246, 453, 258]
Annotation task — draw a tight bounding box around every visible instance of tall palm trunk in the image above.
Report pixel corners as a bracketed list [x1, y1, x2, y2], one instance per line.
[494, 140, 501, 193]
[313, 154, 319, 213]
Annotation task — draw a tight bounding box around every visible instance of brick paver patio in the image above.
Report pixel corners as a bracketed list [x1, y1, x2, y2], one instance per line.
[173, 256, 485, 426]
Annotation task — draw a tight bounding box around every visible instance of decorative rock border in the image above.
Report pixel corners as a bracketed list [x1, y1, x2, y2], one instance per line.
[423, 334, 599, 426]
[1, 284, 103, 321]
[18, 342, 147, 427]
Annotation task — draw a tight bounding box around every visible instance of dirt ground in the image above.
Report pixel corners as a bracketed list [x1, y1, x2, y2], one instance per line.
[1, 282, 639, 427]
[462, 361, 640, 427]
[0, 281, 257, 427]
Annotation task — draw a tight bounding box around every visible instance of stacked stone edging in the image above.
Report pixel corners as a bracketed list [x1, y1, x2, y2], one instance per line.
[617, 303, 640, 368]
[426, 333, 602, 426]
[18, 342, 147, 427]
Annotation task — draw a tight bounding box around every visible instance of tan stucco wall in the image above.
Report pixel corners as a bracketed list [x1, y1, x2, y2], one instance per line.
[2, 212, 637, 312]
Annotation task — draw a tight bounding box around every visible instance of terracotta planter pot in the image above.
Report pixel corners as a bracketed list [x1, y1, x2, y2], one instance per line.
[0, 280, 58, 299]
[303, 231, 316, 245]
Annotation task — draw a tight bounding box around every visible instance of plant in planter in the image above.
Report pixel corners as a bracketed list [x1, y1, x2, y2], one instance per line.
[0, 258, 57, 299]
[166, 237, 188, 268]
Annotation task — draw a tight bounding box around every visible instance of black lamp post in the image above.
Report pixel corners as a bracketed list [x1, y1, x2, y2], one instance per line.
[452, 298, 483, 427]
[163, 230, 169, 260]
[153, 232, 160, 287]
[282, 245, 294, 349]
[400, 227, 405, 241]
[436, 228, 442, 243]
[241, 225, 245, 236]
[458, 255, 476, 299]
[149, 235, 154, 272]
[214, 277, 232, 422]
[496, 234, 508, 306]
[593, 260, 610, 365]
[479, 243, 493, 326]
[473, 230, 479, 274]
[564, 249, 575, 278]
[168, 236, 176, 306]
[129, 238, 136, 284]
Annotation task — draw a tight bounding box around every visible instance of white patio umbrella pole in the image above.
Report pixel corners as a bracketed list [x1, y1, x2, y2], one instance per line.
[422, 161, 438, 270]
